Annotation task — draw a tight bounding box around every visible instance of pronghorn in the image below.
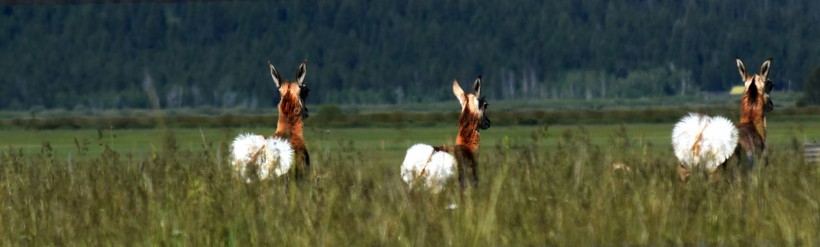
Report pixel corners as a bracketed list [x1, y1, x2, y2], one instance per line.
[734, 57, 774, 170]
[671, 58, 774, 180]
[401, 76, 490, 192]
[231, 60, 311, 180]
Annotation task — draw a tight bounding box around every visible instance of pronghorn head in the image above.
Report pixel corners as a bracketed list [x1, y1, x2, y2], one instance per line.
[453, 76, 491, 131]
[736, 57, 774, 116]
[269, 60, 309, 122]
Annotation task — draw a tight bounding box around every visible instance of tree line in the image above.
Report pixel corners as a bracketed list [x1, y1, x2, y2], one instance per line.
[1, 0, 818, 110]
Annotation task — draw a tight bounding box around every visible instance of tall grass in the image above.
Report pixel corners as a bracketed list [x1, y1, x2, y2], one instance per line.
[0, 127, 818, 245]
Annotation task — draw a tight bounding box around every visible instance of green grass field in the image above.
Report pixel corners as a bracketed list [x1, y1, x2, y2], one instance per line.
[1, 119, 819, 245]
[1, 118, 817, 160]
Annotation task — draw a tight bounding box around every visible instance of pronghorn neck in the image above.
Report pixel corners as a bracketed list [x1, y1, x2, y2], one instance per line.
[739, 93, 767, 140]
[274, 120, 304, 143]
[274, 91, 305, 147]
[456, 112, 481, 153]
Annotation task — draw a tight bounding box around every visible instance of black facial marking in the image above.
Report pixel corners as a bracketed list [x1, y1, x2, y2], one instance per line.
[300, 85, 310, 118]
[764, 79, 773, 93]
[764, 79, 774, 113]
[299, 84, 310, 99]
[479, 96, 490, 130]
[764, 99, 774, 113]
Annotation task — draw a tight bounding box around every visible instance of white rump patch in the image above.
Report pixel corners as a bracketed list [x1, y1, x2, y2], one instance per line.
[672, 113, 739, 172]
[231, 133, 294, 181]
[400, 144, 457, 193]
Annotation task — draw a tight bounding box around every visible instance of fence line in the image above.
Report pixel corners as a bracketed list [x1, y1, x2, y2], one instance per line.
[805, 142, 820, 163]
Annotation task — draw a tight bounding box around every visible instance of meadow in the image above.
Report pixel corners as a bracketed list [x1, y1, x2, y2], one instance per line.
[1, 116, 819, 245]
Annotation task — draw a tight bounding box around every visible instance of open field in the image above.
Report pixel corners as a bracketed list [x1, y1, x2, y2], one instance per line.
[1, 119, 820, 245]
[0, 118, 818, 160]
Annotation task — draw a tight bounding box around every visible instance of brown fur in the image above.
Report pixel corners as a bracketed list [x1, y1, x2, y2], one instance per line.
[691, 131, 704, 156]
[452, 76, 490, 188]
[683, 134, 701, 180]
[269, 60, 311, 179]
[274, 84, 305, 142]
[677, 165, 691, 181]
[456, 106, 483, 153]
[432, 146, 451, 153]
[734, 58, 773, 170]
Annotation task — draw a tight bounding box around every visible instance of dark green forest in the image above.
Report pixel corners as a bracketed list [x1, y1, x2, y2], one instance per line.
[1, 0, 819, 110]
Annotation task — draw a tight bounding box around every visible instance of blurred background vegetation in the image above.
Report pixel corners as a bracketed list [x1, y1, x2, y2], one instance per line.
[2, 0, 820, 111]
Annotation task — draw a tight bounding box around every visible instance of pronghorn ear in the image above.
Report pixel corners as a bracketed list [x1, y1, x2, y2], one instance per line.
[759, 57, 772, 79]
[452, 79, 466, 106]
[296, 60, 307, 86]
[268, 60, 281, 88]
[736, 58, 747, 81]
[472, 75, 482, 98]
